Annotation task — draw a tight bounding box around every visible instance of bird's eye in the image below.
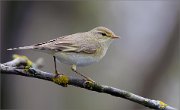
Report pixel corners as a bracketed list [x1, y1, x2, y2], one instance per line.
[101, 32, 107, 36]
[97, 31, 108, 36]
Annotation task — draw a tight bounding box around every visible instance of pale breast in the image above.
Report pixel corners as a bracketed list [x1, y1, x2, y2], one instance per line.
[54, 40, 109, 66]
[54, 52, 100, 66]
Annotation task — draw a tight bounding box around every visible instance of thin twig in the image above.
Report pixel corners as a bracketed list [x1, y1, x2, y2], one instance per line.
[0, 57, 176, 110]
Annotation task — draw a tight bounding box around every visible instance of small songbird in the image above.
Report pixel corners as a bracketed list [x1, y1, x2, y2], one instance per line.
[8, 26, 119, 82]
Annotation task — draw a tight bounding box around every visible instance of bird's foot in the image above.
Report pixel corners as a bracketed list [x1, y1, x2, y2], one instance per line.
[83, 78, 96, 89]
[85, 77, 95, 83]
[54, 70, 61, 76]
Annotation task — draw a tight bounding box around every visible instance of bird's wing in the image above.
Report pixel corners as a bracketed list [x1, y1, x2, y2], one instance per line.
[34, 34, 101, 54]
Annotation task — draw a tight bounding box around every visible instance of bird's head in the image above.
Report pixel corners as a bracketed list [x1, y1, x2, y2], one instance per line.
[90, 26, 119, 45]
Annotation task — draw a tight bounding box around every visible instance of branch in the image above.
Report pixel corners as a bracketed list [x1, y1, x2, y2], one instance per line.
[0, 55, 176, 110]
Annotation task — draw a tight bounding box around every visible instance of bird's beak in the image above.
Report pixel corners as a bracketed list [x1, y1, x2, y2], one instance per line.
[111, 35, 120, 39]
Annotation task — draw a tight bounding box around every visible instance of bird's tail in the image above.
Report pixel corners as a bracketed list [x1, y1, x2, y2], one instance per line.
[7, 46, 34, 50]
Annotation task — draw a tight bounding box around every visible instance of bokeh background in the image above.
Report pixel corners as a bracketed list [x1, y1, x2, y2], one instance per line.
[1, 1, 179, 110]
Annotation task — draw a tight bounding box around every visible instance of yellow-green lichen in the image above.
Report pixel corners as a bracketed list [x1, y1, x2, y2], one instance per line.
[159, 101, 167, 109]
[53, 75, 69, 87]
[13, 54, 33, 67]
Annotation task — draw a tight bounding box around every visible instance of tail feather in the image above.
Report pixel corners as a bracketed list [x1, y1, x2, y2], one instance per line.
[7, 46, 34, 50]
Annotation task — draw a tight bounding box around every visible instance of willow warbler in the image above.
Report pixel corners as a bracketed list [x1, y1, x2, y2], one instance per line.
[8, 26, 119, 82]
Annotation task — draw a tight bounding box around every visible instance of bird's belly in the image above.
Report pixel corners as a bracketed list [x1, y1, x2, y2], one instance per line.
[54, 52, 99, 66]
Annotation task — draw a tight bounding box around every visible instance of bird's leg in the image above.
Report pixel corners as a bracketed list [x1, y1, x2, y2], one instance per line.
[52, 56, 69, 87]
[53, 56, 59, 75]
[71, 64, 95, 83]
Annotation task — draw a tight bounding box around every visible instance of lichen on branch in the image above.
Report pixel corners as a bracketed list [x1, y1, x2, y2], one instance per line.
[0, 55, 176, 110]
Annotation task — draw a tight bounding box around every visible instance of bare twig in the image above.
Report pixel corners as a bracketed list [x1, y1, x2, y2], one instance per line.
[0, 56, 176, 110]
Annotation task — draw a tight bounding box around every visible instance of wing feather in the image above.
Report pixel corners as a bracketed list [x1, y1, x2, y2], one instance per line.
[34, 34, 101, 54]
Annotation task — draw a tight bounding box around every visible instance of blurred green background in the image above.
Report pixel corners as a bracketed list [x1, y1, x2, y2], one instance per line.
[1, 1, 179, 110]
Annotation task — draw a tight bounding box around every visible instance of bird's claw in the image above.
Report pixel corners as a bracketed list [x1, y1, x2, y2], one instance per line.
[86, 78, 95, 83]
[54, 70, 61, 76]
[83, 78, 96, 89]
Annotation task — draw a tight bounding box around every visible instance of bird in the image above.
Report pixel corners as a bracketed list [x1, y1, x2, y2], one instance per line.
[8, 26, 119, 82]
